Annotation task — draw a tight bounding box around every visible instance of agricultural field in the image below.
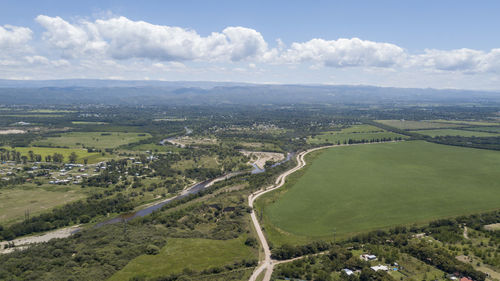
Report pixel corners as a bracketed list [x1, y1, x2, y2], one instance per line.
[411, 128, 500, 137]
[0, 185, 86, 224]
[0, 146, 107, 164]
[307, 124, 407, 145]
[71, 121, 108, 125]
[431, 120, 500, 126]
[33, 131, 151, 149]
[108, 236, 256, 281]
[464, 126, 500, 133]
[258, 141, 500, 246]
[375, 120, 462, 130]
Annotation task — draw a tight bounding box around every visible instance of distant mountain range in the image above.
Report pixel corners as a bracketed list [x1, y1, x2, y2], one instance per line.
[0, 79, 498, 106]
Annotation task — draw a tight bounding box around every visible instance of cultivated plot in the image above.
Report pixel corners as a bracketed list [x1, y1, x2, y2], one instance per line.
[260, 141, 500, 244]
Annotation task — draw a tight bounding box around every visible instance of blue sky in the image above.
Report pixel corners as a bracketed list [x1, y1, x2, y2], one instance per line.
[0, 0, 499, 89]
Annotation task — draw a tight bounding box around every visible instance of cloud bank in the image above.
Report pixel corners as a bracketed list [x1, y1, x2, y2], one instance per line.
[0, 15, 499, 88]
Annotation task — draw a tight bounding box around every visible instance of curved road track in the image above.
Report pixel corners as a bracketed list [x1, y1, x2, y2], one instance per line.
[248, 141, 400, 281]
[248, 145, 334, 281]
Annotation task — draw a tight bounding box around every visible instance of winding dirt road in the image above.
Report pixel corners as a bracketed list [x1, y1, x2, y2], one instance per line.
[248, 145, 334, 281]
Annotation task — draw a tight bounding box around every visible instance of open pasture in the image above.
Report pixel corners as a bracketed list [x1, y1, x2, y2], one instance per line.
[375, 120, 462, 130]
[412, 128, 500, 137]
[308, 124, 406, 144]
[0, 185, 85, 224]
[431, 119, 500, 126]
[259, 141, 500, 244]
[108, 237, 256, 281]
[463, 126, 500, 133]
[33, 131, 151, 149]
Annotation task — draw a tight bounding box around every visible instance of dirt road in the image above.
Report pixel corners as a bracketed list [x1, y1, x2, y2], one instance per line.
[248, 145, 334, 281]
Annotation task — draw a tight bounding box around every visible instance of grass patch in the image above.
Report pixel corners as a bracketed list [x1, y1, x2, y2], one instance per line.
[108, 236, 256, 281]
[411, 129, 500, 137]
[463, 126, 500, 133]
[0, 185, 85, 224]
[71, 121, 108, 125]
[1, 146, 107, 164]
[431, 119, 500, 126]
[130, 143, 183, 153]
[0, 114, 65, 118]
[375, 120, 461, 130]
[259, 141, 500, 245]
[172, 155, 219, 171]
[308, 125, 407, 145]
[33, 132, 151, 149]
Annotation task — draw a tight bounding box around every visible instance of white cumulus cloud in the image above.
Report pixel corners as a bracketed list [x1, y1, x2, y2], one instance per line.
[0, 24, 32, 49]
[413, 48, 500, 73]
[281, 38, 406, 67]
[36, 15, 273, 62]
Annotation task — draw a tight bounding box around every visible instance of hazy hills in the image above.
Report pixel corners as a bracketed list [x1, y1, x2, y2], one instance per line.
[0, 79, 498, 106]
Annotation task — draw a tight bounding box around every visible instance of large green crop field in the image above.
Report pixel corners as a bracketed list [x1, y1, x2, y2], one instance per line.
[108, 237, 256, 281]
[375, 120, 463, 130]
[33, 131, 151, 149]
[411, 128, 500, 137]
[308, 124, 407, 144]
[258, 141, 500, 245]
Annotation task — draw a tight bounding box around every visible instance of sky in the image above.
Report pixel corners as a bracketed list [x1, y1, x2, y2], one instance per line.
[0, 0, 499, 90]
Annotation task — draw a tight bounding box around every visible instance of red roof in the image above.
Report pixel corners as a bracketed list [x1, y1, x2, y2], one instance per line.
[460, 278, 473, 281]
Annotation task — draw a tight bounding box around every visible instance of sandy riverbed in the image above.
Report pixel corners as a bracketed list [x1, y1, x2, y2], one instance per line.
[0, 225, 80, 254]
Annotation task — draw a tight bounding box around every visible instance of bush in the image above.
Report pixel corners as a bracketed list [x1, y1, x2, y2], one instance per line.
[146, 244, 160, 255]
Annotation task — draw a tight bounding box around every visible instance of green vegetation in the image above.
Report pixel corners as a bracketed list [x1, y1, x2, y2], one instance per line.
[431, 119, 500, 126]
[33, 132, 151, 149]
[412, 129, 500, 137]
[109, 236, 256, 281]
[464, 126, 500, 133]
[0, 185, 86, 224]
[259, 141, 500, 245]
[375, 120, 461, 130]
[1, 146, 106, 164]
[71, 121, 108, 125]
[308, 125, 407, 145]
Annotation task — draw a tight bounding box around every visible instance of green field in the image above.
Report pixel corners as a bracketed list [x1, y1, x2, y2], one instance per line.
[463, 126, 500, 133]
[71, 121, 108, 125]
[259, 141, 500, 245]
[431, 119, 500, 126]
[33, 132, 151, 149]
[375, 120, 461, 130]
[412, 129, 500, 137]
[1, 146, 107, 164]
[0, 114, 65, 118]
[0, 185, 86, 224]
[108, 237, 256, 281]
[308, 125, 406, 144]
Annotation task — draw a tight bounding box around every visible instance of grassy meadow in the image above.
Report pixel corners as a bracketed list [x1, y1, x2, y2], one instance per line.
[463, 126, 500, 133]
[412, 128, 500, 137]
[258, 141, 500, 246]
[33, 132, 151, 149]
[0, 185, 86, 224]
[108, 236, 256, 281]
[375, 120, 462, 130]
[307, 124, 407, 144]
